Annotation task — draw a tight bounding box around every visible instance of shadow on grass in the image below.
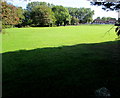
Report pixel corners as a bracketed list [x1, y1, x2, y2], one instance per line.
[2, 40, 120, 97]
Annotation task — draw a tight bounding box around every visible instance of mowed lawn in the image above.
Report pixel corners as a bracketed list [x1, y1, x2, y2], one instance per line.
[1, 25, 117, 53]
[2, 25, 120, 97]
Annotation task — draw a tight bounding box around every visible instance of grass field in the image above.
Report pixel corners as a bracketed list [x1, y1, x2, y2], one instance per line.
[1, 25, 117, 53]
[2, 25, 120, 97]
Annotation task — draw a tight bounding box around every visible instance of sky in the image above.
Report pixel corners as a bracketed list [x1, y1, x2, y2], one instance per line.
[6, 0, 118, 19]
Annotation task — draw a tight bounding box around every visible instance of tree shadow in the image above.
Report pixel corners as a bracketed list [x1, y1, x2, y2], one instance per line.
[2, 40, 120, 97]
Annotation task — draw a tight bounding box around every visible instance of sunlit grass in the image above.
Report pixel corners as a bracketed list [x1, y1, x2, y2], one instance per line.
[1, 25, 117, 53]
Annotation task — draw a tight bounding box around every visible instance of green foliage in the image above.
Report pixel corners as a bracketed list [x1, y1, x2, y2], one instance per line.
[67, 7, 94, 23]
[17, 7, 25, 24]
[22, 10, 33, 26]
[96, 17, 100, 19]
[77, 8, 94, 23]
[52, 6, 71, 26]
[26, 1, 48, 11]
[101, 17, 108, 21]
[30, 5, 54, 26]
[26, 1, 55, 9]
[71, 16, 79, 25]
[24, 2, 56, 27]
[95, 17, 116, 21]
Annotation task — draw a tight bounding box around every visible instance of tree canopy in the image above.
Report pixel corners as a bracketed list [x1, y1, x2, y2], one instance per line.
[2, 2, 24, 28]
[27, 2, 49, 11]
[52, 6, 71, 26]
[23, 2, 56, 27]
[67, 7, 94, 23]
[30, 5, 55, 26]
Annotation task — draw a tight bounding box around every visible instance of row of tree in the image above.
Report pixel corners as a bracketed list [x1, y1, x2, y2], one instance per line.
[1, 1, 95, 28]
[96, 17, 116, 21]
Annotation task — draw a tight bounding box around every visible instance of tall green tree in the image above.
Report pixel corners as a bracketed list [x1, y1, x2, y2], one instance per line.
[71, 16, 79, 25]
[67, 7, 94, 23]
[22, 10, 32, 26]
[30, 5, 55, 26]
[24, 2, 56, 27]
[27, 2, 48, 11]
[17, 7, 25, 24]
[52, 6, 71, 26]
[81, 8, 94, 23]
[15, 7, 25, 27]
[67, 7, 78, 17]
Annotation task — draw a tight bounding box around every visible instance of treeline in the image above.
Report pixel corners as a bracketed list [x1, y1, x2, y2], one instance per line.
[1, 1, 94, 28]
[95, 17, 116, 21]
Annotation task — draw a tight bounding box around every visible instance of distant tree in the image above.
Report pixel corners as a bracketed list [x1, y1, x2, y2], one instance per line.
[71, 16, 79, 25]
[67, 7, 94, 23]
[77, 8, 94, 23]
[27, 2, 48, 11]
[21, 10, 32, 26]
[96, 17, 101, 19]
[30, 5, 55, 26]
[67, 7, 78, 17]
[17, 7, 25, 24]
[15, 7, 25, 27]
[52, 6, 71, 26]
[47, 3, 55, 8]
[101, 17, 115, 21]
[26, 1, 55, 12]
[22, 2, 56, 27]
[101, 17, 107, 21]
[106, 17, 112, 20]
[2, 2, 24, 28]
